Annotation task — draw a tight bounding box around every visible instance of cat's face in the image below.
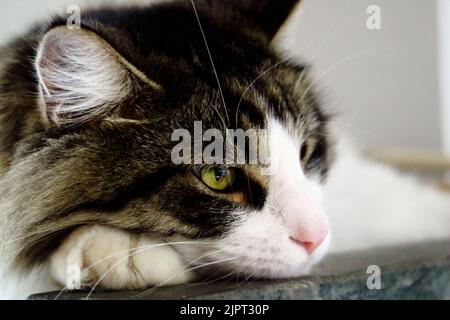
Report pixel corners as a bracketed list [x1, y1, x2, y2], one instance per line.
[175, 116, 332, 279]
[13, 0, 332, 279]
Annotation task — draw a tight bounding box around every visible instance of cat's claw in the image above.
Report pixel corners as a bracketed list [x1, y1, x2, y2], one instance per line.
[50, 225, 193, 291]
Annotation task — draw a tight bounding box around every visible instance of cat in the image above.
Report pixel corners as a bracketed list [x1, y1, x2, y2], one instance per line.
[0, 0, 449, 299]
[0, 0, 334, 297]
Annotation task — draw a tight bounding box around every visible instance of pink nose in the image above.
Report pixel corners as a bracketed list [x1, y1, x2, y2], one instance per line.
[289, 227, 328, 254]
[277, 182, 330, 254]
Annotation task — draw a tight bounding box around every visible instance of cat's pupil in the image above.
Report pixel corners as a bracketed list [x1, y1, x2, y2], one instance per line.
[300, 143, 308, 162]
[215, 167, 228, 181]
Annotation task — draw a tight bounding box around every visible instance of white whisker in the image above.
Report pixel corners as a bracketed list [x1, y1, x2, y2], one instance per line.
[129, 256, 239, 299]
[190, 0, 230, 125]
[299, 48, 389, 103]
[83, 246, 228, 300]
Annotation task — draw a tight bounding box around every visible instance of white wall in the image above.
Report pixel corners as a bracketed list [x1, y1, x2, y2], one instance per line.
[0, 0, 443, 151]
[280, 0, 441, 150]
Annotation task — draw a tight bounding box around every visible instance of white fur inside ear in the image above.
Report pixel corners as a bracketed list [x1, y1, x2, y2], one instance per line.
[35, 27, 135, 126]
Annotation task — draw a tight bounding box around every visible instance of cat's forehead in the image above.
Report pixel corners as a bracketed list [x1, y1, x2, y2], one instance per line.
[167, 61, 324, 140]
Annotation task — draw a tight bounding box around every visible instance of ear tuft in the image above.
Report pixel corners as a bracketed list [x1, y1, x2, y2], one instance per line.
[35, 27, 156, 126]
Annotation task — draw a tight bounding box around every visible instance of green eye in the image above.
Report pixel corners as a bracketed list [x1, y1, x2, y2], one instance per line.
[199, 167, 236, 191]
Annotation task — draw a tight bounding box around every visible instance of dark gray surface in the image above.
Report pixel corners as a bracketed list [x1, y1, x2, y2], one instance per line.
[29, 241, 450, 300]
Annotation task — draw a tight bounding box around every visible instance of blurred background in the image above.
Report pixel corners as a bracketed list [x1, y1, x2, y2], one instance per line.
[0, 0, 448, 173]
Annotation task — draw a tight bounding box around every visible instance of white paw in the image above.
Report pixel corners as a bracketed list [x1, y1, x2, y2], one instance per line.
[50, 225, 193, 290]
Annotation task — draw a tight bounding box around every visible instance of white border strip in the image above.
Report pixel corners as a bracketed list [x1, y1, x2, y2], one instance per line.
[438, 0, 450, 154]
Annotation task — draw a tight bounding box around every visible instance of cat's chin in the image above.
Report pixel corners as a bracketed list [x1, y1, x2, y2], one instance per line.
[175, 230, 331, 281]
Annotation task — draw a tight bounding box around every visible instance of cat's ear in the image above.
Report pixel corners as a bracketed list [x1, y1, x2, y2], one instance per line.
[236, 0, 302, 39]
[35, 27, 162, 126]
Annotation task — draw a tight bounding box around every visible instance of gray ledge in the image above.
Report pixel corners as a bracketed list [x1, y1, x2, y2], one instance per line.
[29, 241, 450, 300]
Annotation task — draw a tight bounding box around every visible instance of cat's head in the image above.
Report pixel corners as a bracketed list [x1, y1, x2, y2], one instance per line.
[15, 0, 333, 279]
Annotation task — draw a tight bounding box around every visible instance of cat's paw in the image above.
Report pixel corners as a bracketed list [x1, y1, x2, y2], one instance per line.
[50, 225, 193, 290]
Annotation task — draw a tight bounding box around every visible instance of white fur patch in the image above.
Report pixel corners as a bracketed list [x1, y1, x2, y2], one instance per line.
[50, 225, 192, 291]
[324, 137, 450, 253]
